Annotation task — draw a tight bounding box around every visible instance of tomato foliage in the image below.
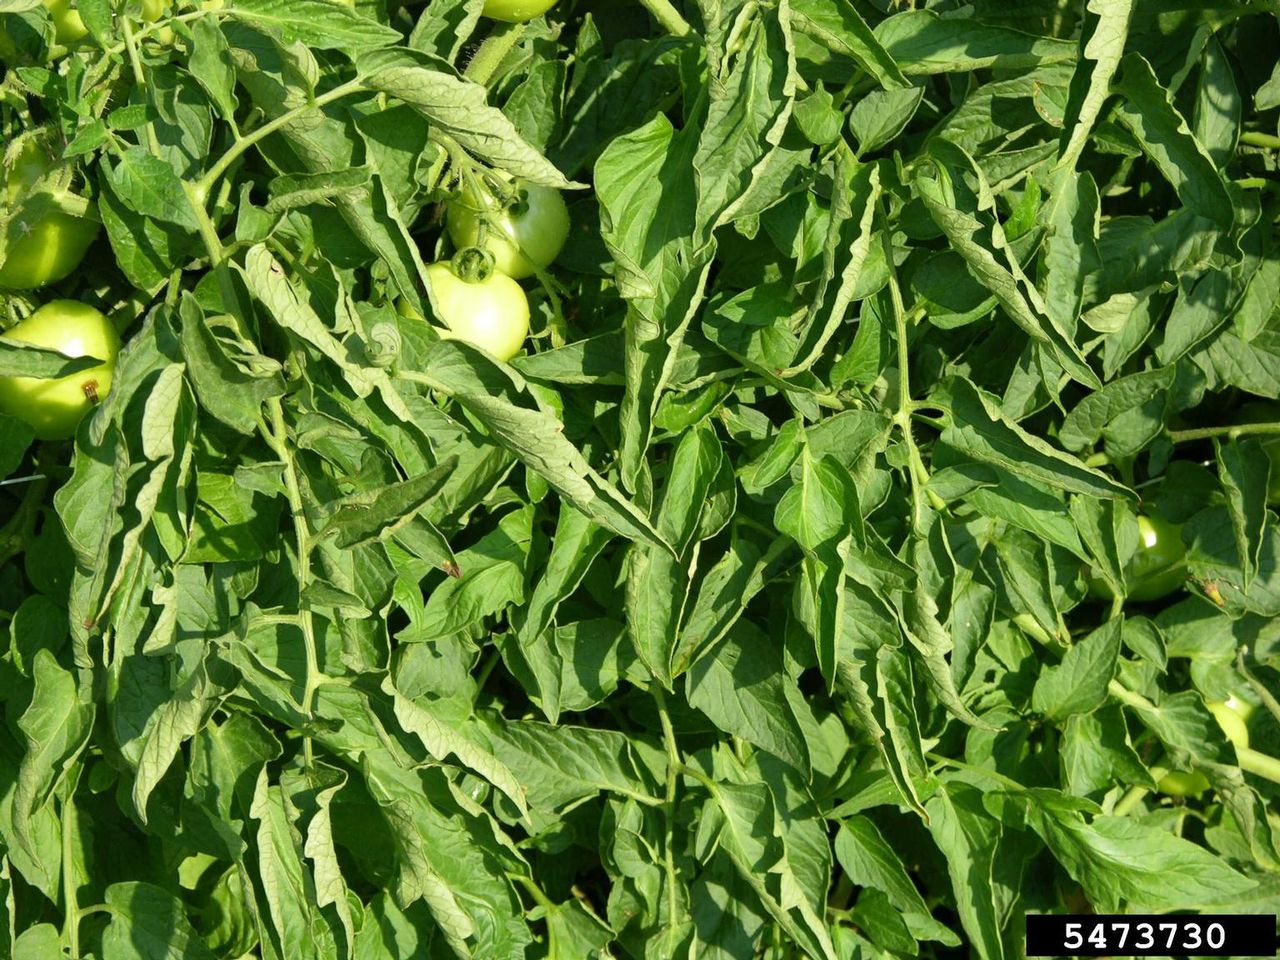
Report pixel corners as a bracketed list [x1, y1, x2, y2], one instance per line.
[1, 1, 1280, 957]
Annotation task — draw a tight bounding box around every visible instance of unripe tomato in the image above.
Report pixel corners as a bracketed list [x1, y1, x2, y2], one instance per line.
[1087, 514, 1186, 603]
[0, 300, 120, 439]
[481, 0, 557, 21]
[0, 213, 99, 290]
[0, 140, 99, 290]
[446, 176, 569, 280]
[1207, 695, 1251, 751]
[423, 262, 530, 362]
[44, 0, 87, 45]
[1157, 769, 1210, 798]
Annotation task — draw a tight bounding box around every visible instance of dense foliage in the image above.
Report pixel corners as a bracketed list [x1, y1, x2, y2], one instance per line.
[2, 0, 1280, 957]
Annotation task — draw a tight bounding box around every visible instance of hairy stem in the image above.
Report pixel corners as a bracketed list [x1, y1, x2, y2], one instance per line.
[465, 22, 525, 85]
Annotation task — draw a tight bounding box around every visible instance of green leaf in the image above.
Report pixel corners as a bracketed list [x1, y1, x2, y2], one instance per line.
[356, 48, 578, 189]
[102, 882, 218, 960]
[1032, 617, 1122, 720]
[225, 0, 400, 53]
[1113, 53, 1234, 232]
[1025, 802, 1257, 911]
[942, 378, 1132, 499]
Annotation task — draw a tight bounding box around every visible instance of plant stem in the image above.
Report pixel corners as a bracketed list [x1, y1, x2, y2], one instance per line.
[197, 79, 365, 198]
[1167, 421, 1280, 443]
[464, 22, 525, 85]
[1108, 678, 1155, 711]
[1240, 131, 1280, 150]
[637, 0, 693, 36]
[1111, 783, 1151, 817]
[61, 794, 79, 958]
[265, 399, 321, 768]
[507, 871, 556, 911]
[119, 17, 162, 157]
[652, 685, 683, 954]
[1237, 746, 1280, 784]
[881, 219, 945, 523]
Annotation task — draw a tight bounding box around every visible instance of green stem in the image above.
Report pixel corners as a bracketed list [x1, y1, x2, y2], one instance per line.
[507, 872, 556, 911]
[265, 400, 321, 768]
[637, 0, 693, 36]
[880, 211, 940, 526]
[1167, 421, 1280, 443]
[1237, 746, 1280, 784]
[464, 22, 525, 85]
[61, 794, 79, 958]
[119, 17, 162, 157]
[1111, 783, 1151, 817]
[1240, 131, 1280, 150]
[1108, 678, 1155, 711]
[197, 79, 365, 198]
[653, 685, 683, 954]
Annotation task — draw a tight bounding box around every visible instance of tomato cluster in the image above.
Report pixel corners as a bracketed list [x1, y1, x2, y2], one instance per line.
[410, 173, 569, 362]
[1, 133, 115, 438]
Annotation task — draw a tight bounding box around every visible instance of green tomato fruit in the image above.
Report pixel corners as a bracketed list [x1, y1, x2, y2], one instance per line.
[0, 212, 99, 290]
[0, 300, 120, 439]
[481, 0, 557, 21]
[1207, 695, 1251, 751]
[44, 0, 87, 45]
[423, 262, 530, 362]
[446, 176, 569, 280]
[1087, 514, 1187, 603]
[1157, 769, 1210, 798]
[0, 139, 99, 290]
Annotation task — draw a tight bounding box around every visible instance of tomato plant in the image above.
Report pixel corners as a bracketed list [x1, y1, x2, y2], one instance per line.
[0, 299, 119, 439]
[446, 176, 570, 280]
[0, 139, 99, 290]
[3, 3, 1280, 957]
[421, 260, 530, 361]
[482, 0, 558, 22]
